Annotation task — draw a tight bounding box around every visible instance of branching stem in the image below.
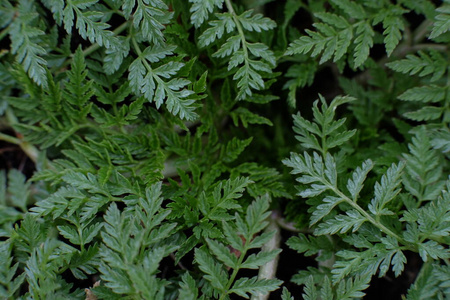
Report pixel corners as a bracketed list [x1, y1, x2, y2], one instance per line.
[224, 0, 249, 61]
[327, 184, 411, 249]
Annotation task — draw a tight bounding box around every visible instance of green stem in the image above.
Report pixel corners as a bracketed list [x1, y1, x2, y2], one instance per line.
[0, 27, 9, 41]
[219, 241, 250, 300]
[328, 184, 411, 248]
[1, 109, 40, 164]
[224, 0, 250, 66]
[0, 132, 21, 145]
[413, 19, 433, 44]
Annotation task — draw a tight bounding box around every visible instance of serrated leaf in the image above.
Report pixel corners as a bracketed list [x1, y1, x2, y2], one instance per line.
[206, 238, 238, 269]
[302, 276, 319, 300]
[404, 106, 444, 121]
[229, 277, 282, 298]
[315, 210, 367, 235]
[198, 13, 235, 47]
[230, 107, 273, 127]
[220, 137, 253, 163]
[429, 3, 450, 39]
[330, 0, 366, 19]
[195, 247, 228, 291]
[383, 15, 404, 56]
[353, 22, 374, 68]
[287, 234, 333, 259]
[346, 159, 374, 200]
[386, 50, 447, 82]
[310, 196, 344, 225]
[398, 85, 447, 103]
[189, 0, 224, 28]
[368, 162, 404, 216]
[240, 249, 281, 269]
[418, 240, 449, 261]
[178, 272, 198, 300]
[238, 10, 276, 33]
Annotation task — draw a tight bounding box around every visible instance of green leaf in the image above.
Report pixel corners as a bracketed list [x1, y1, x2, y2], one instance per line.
[386, 50, 447, 82]
[398, 85, 447, 103]
[178, 272, 198, 300]
[315, 210, 367, 235]
[198, 13, 235, 47]
[128, 47, 198, 120]
[281, 287, 294, 300]
[353, 22, 374, 68]
[230, 107, 273, 128]
[237, 10, 276, 32]
[7, 169, 30, 212]
[368, 162, 404, 216]
[189, 0, 224, 28]
[240, 249, 282, 269]
[229, 277, 282, 298]
[194, 247, 228, 291]
[287, 234, 334, 260]
[64, 47, 93, 107]
[404, 106, 444, 121]
[220, 137, 253, 163]
[346, 159, 374, 201]
[402, 127, 445, 202]
[429, 3, 450, 39]
[126, 0, 172, 45]
[330, 0, 366, 19]
[206, 238, 238, 269]
[302, 276, 319, 300]
[243, 194, 271, 239]
[62, 1, 121, 49]
[418, 240, 449, 261]
[9, 1, 48, 87]
[382, 14, 405, 56]
[310, 196, 344, 225]
[335, 274, 371, 299]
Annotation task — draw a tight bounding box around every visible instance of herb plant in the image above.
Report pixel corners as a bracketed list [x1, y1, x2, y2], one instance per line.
[0, 0, 449, 299]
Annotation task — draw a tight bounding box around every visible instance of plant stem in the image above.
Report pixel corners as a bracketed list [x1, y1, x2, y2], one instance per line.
[224, 0, 249, 60]
[0, 27, 9, 41]
[1, 109, 40, 164]
[251, 212, 281, 300]
[328, 184, 411, 249]
[413, 19, 433, 44]
[220, 240, 251, 300]
[224, 0, 253, 88]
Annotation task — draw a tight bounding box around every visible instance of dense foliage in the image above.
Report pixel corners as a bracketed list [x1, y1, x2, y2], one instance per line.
[0, 0, 449, 299]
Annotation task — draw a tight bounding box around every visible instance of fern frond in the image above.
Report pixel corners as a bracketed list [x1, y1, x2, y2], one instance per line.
[429, 2, 450, 39]
[198, 2, 276, 100]
[291, 95, 356, 154]
[386, 50, 448, 82]
[128, 44, 198, 120]
[189, 0, 224, 28]
[402, 128, 446, 203]
[9, 1, 48, 87]
[195, 194, 282, 299]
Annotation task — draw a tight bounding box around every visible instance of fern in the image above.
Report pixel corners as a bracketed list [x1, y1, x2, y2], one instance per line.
[284, 94, 449, 297]
[195, 194, 282, 299]
[195, 0, 276, 100]
[8, 0, 48, 87]
[429, 1, 450, 39]
[285, 0, 409, 68]
[387, 49, 449, 122]
[0, 0, 448, 298]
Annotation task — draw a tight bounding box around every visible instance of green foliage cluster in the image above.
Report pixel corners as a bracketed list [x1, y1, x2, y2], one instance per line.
[0, 0, 449, 299]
